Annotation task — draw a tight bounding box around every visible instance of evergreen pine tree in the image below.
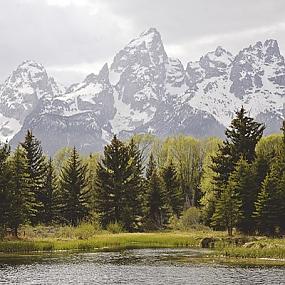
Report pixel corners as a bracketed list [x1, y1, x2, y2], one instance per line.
[143, 156, 167, 229]
[278, 121, 285, 233]
[0, 143, 11, 236]
[161, 161, 183, 217]
[277, 171, 285, 233]
[254, 121, 285, 235]
[211, 183, 243, 236]
[122, 139, 144, 231]
[231, 158, 258, 234]
[95, 136, 144, 231]
[146, 153, 156, 179]
[6, 146, 34, 237]
[21, 130, 47, 225]
[211, 165, 244, 236]
[209, 107, 264, 226]
[42, 158, 59, 225]
[59, 147, 89, 226]
[253, 172, 280, 235]
[212, 107, 265, 187]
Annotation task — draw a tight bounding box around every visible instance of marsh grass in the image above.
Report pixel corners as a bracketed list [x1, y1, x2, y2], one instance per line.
[220, 238, 285, 259]
[0, 231, 221, 253]
[1, 227, 284, 262]
[20, 223, 102, 240]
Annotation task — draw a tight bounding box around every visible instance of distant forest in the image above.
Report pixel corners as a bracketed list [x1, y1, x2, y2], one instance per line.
[0, 107, 284, 237]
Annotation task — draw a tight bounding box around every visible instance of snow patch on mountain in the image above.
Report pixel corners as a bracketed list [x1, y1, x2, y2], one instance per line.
[0, 114, 21, 142]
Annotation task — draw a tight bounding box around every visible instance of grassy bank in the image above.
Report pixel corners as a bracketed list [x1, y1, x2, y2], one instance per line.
[0, 231, 224, 253]
[218, 238, 285, 259]
[0, 228, 284, 265]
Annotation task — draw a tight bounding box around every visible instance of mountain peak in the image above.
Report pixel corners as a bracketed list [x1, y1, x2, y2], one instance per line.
[83, 73, 97, 84]
[17, 60, 45, 71]
[199, 46, 233, 75]
[140, 27, 160, 37]
[97, 63, 109, 82]
[127, 27, 163, 50]
[264, 39, 278, 48]
[264, 39, 281, 59]
[111, 27, 167, 73]
[214, 46, 232, 57]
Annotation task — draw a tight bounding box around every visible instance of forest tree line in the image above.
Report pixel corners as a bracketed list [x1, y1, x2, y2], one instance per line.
[0, 107, 284, 237]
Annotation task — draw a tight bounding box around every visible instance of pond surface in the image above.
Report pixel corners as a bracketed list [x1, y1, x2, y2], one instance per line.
[0, 248, 284, 284]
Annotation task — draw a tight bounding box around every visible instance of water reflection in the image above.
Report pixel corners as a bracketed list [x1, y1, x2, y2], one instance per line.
[0, 249, 284, 285]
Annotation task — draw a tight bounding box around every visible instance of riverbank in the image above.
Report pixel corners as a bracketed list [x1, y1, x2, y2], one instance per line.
[0, 232, 221, 252]
[0, 231, 284, 266]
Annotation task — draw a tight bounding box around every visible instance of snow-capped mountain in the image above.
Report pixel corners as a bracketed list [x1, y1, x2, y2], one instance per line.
[1, 28, 284, 154]
[0, 60, 65, 142]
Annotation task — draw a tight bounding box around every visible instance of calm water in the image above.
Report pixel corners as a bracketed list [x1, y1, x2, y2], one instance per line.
[0, 248, 284, 285]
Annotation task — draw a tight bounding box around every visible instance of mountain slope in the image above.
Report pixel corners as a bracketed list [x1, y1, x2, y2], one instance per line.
[1, 28, 284, 154]
[0, 60, 64, 142]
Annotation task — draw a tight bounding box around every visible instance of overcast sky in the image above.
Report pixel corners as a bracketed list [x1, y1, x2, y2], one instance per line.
[1, 0, 285, 85]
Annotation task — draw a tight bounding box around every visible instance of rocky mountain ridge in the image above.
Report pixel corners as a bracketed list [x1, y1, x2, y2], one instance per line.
[0, 28, 283, 153]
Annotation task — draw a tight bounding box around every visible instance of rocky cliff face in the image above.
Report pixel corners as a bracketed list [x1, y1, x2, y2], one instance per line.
[1, 28, 284, 154]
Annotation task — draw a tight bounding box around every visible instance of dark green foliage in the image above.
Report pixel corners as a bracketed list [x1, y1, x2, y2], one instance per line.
[143, 155, 168, 230]
[0, 115, 284, 237]
[224, 106, 265, 162]
[212, 107, 265, 188]
[211, 185, 243, 236]
[161, 161, 184, 217]
[232, 159, 258, 234]
[21, 130, 47, 225]
[0, 143, 11, 235]
[209, 107, 265, 234]
[254, 122, 285, 235]
[146, 153, 156, 179]
[123, 139, 144, 230]
[95, 136, 144, 231]
[211, 175, 243, 236]
[59, 147, 90, 226]
[253, 171, 281, 235]
[6, 147, 35, 237]
[42, 158, 59, 225]
[212, 158, 254, 235]
[144, 169, 166, 229]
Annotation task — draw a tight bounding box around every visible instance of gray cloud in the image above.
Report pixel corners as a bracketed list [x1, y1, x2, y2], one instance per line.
[1, 0, 285, 85]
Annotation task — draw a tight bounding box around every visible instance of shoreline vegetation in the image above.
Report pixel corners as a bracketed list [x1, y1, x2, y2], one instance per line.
[1, 108, 285, 268]
[0, 227, 284, 266]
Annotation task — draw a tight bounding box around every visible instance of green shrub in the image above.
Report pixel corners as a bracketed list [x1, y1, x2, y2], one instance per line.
[180, 207, 201, 229]
[168, 215, 181, 230]
[106, 222, 124, 234]
[0, 227, 4, 240]
[57, 222, 101, 239]
[169, 208, 206, 231]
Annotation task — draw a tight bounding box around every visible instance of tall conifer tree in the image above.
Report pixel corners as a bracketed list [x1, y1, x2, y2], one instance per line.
[143, 156, 167, 229]
[232, 158, 258, 234]
[122, 139, 144, 230]
[161, 161, 183, 217]
[7, 146, 34, 237]
[208, 107, 264, 229]
[21, 130, 47, 225]
[42, 158, 59, 225]
[0, 143, 11, 235]
[59, 147, 89, 226]
[211, 183, 243, 236]
[212, 107, 265, 187]
[254, 121, 285, 235]
[95, 136, 143, 231]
